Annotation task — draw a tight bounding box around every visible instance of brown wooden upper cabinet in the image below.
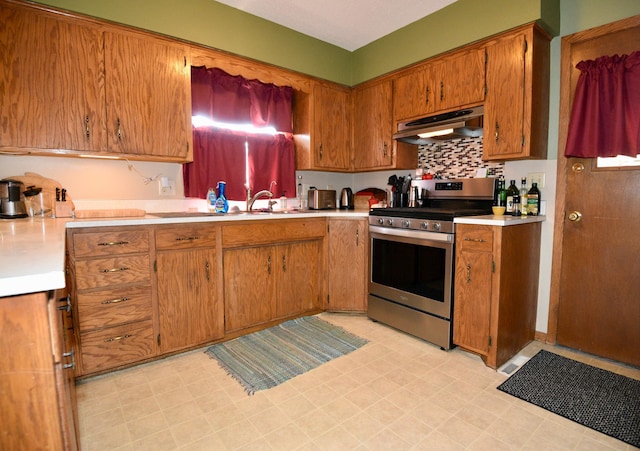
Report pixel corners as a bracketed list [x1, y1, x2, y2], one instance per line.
[483, 24, 550, 161]
[352, 79, 417, 171]
[0, 1, 192, 162]
[392, 47, 486, 124]
[309, 82, 351, 171]
[0, 3, 106, 153]
[105, 32, 191, 161]
[352, 80, 394, 170]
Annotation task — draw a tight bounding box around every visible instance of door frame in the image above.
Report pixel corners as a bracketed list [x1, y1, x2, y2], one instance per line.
[546, 15, 640, 343]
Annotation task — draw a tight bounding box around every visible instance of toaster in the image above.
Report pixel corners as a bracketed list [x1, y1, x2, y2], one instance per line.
[308, 189, 336, 210]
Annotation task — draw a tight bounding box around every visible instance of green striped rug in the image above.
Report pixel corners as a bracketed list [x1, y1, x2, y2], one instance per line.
[205, 316, 368, 395]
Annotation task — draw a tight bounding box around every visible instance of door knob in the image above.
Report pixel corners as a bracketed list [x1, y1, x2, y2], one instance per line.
[571, 163, 585, 173]
[568, 211, 582, 222]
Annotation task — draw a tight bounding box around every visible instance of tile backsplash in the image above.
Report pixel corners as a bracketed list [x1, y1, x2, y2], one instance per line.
[418, 137, 503, 179]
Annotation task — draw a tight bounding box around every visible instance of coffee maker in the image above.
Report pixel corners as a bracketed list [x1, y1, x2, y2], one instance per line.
[0, 179, 29, 218]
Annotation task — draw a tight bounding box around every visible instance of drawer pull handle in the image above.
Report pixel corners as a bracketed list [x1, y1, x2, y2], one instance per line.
[466, 263, 472, 283]
[97, 240, 130, 247]
[104, 334, 133, 343]
[100, 267, 130, 273]
[62, 349, 75, 370]
[464, 237, 486, 243]
[102, 297, 130, 305]
[175, 236, 201, 241]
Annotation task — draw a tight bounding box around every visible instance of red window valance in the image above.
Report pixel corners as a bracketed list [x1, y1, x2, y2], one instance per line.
[565, 51, 640, 158]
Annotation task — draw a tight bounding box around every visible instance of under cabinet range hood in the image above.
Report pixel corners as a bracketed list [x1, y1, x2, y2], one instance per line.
[393, 105, 484, 145]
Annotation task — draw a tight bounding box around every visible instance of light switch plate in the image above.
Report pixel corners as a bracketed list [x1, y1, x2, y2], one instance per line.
[528, 172, 545, 188]
[158, 178, 176, 196]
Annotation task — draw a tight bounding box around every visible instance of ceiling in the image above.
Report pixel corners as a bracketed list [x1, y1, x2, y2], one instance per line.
[214, 0, 458, 51]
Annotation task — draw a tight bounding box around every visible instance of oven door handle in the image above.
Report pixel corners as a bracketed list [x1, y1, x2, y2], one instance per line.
[369, 225, 454, 243]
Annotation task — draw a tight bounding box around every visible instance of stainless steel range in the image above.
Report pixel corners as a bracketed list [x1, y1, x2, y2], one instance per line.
[368, 177, 495, 349]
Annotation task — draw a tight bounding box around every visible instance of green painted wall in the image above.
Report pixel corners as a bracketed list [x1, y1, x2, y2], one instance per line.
[560, 0, 640, 35]
[31, 0, 639, 87]
[351, 0, 560, 84]
[34, 0, 560, 86]
[32, 0, 353, 84]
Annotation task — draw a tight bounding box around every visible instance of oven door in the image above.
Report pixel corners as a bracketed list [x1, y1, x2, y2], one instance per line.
[369, 226, 454, 319]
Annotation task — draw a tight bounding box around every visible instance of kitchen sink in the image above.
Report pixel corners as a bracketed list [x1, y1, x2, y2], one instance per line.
[149, 211, 217, 218]
[149, 209, 303, 218]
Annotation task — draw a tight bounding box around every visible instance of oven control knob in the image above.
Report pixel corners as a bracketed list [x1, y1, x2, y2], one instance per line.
[433, 222, 441, 231]
[402, 219, 411, 228]
[386, 218, 394, 226]
[377, 218, 384, 225]
[420, 222, 429, 230]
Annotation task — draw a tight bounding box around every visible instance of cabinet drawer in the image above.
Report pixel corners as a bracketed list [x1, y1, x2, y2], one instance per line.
[80, 320, 155, 374]
[155, 224, 217, 250]
[457, 225, 493, 252]
[76, 285, 152, 332]
[222, 218, 326, 247]
[74, 255, 150, 290]
[73, 229, 150, 257]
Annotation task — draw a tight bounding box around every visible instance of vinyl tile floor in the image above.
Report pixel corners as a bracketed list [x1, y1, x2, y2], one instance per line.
[76, 313, 640, 450]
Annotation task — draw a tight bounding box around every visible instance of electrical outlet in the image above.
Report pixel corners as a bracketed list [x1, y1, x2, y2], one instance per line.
[158, 178, 176, 196]
[528, 172, 545, 189]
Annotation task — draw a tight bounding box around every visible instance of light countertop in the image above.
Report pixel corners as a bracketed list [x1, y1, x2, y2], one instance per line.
[0, 209, 368, 298]
[1, 209, 542, 298]
[454, 214, 546, 226]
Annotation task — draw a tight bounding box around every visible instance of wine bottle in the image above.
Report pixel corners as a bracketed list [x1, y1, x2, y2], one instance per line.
[519, 178, 528, 216]
[527, 182, 540, 216]
[506, 180, 518, 215]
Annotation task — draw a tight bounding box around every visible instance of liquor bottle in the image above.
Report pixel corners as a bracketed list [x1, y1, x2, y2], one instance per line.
[498, 178, 507, 207]
[214, 181, 229, 213]
[506, 180, 519, 215]
[527, 182, 540, 216]
[519, 178, 528, 216]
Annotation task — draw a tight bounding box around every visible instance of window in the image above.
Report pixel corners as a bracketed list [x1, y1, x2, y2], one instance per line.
[184, 67, 296, 201]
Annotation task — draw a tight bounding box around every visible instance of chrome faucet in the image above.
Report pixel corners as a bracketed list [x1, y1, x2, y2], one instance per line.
[247, 181, 278, 211]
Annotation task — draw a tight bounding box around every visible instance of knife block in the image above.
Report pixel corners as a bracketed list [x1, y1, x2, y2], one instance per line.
[54, 201, 74, 218]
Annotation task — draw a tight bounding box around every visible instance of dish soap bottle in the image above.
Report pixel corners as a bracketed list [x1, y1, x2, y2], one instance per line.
[214, 181, 229, 213]
[207, 187, 217, 213]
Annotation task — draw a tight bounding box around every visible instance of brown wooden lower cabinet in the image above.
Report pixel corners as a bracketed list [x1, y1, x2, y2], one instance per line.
[453, 222, 541, 369]
[0, 291, 79, 450]
[222, 219, 326, 333]
[223, 239, 323, 332]
[327, 217, 369, 312]
[155, 224, 223, 353]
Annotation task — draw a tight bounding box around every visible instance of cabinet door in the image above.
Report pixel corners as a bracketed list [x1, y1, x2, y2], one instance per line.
[483, 33, 527, 160]
[353, 81, 394, 170]
[224, 246, 275, 332]
[327, 218, 368, 311]
[157, 248, 221, 353]
[435, 48, 486, 112]
[393, 66, 436, 121]
[0, 5, 105, 152]
[452, 225, 494, 355]
[276, 240, 322, 318]
[53, 292, 79, 450]
[312, 83, 350, 170]
[105, 32, 191, 159]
